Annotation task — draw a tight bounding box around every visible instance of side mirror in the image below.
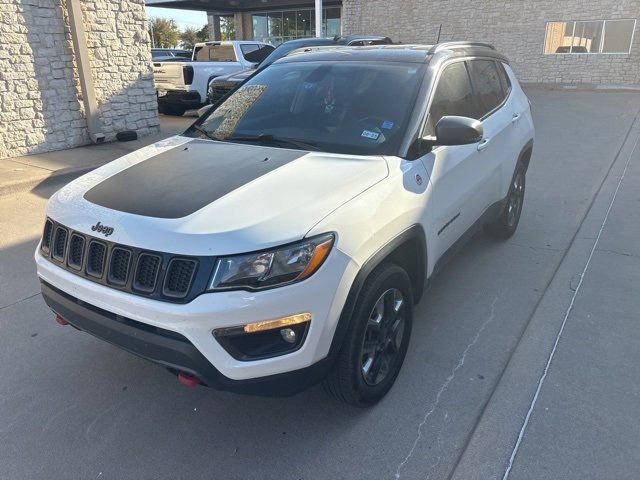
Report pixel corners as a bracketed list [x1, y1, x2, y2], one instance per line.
[423, 116, 483, 147]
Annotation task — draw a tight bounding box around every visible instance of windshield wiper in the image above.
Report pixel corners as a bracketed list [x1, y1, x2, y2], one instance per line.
[191, 123, 219, 142]
[224, 134, 319, 151]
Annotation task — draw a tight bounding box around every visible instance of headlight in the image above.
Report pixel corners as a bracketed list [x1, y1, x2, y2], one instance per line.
[208, 233, 334, 291]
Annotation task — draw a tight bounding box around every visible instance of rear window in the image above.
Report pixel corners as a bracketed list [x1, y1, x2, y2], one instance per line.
[496, 62, 512, 96]
[194, 45, 237, 62]
[467, 60, 505, 118]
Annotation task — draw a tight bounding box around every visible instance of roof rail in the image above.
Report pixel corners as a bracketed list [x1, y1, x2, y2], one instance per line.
[429, 41, 496, 53]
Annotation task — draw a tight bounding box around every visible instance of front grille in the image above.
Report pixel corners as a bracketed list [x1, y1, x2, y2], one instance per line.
[163, 258, 198, 298]
[52, 227, 68, 261]
[209, 82, 235, 102]
[108, 247, 131, 286]
[86, 241, 107, 278]
[39, 218, 212, 303]
[67, 234, 85, 270]
[42, 219, 53, 253]
[134, 253, 161, 293]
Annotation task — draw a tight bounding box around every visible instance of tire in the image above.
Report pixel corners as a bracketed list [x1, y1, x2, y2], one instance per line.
[484, 161, 526, 240]
[323, 263, 413, 407]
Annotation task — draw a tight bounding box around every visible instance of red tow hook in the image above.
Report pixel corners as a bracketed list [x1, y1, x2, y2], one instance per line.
[55, 314, 69, 326]
[178, 372, 201, 387]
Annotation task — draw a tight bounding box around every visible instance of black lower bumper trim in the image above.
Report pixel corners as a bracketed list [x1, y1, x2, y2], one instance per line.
[40, 280, 332, 396]
[157, 90, 202, 107]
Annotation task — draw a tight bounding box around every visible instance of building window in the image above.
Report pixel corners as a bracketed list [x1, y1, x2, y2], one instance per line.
[250, 7, 341, 45]
[544, 19, 636, 54]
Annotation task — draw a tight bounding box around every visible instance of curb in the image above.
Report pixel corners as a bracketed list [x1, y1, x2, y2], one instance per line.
[0, 164, 98, 199]
[523, 82, 640, 93]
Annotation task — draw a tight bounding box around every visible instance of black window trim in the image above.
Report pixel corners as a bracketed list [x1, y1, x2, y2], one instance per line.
[420, 57, 513, 137]
[415, 56, 513, 155]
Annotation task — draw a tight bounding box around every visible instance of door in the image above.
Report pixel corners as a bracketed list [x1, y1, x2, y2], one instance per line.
[418, 61, 490, 263]
[466, 59, 513, 205]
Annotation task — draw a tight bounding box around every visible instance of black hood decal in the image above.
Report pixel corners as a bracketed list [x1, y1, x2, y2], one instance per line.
[84, 140, 305, 219]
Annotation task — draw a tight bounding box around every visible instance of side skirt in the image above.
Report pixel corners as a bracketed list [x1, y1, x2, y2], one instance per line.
[430, 196, 507, 280]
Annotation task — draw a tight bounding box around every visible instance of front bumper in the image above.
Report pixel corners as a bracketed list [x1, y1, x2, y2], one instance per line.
[157, 89, 202, 107]
[36, 247, 358, 386]
[41, 281, 333, 395]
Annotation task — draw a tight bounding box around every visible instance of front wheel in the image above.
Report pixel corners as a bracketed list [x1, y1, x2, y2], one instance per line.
[484, 162, 526, 239]
[323, 263, 413, 406]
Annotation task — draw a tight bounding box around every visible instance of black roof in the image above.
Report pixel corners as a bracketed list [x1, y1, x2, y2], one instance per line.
[278, 42, 508, 65]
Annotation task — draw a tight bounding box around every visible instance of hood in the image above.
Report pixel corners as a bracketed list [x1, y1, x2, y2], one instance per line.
[216, 69, 253, 83]
[47, 136, 388, 256]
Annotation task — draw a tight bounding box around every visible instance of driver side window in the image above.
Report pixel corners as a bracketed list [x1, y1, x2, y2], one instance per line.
[425, 62, 476, 136]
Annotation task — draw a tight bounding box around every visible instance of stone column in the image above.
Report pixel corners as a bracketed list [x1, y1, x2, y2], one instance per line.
[207, 13, 222, 41]
[233, 12, 244, 40]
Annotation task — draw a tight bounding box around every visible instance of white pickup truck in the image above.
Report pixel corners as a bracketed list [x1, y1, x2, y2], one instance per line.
[153, 40, 274, 115]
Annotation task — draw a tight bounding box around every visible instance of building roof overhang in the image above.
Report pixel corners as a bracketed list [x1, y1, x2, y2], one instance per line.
[145, 0, 341, 14]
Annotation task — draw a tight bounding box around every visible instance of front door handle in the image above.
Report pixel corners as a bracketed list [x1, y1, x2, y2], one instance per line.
[477, 138, 490, 151]
[511, 113, 521, 123]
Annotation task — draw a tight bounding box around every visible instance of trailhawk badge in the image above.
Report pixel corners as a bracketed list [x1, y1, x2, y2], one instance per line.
[91, 221, 114, 237]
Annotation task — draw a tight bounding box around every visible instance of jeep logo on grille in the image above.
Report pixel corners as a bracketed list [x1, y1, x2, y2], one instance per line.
[91, 221, 114, 237]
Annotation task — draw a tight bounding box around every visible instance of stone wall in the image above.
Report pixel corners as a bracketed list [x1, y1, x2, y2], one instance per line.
[342, 0, 640, 85]
[0, 0, 159, 160]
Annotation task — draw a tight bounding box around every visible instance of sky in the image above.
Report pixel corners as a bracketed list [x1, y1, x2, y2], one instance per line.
[146, 7, 208, 31]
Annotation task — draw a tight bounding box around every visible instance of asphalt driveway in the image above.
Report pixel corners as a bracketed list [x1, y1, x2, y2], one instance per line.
[1, 89, 639, 480]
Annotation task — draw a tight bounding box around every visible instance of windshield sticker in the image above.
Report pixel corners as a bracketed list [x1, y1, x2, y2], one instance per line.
[381, 120, 394, 130]
[361, 130, 380, 140]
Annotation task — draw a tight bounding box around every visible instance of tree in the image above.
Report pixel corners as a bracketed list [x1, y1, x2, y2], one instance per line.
[179, 27, 200, 50]
[179, 24, 208, 50]
[197, 24, 209, 42]
[220, 16, 235, 40]
[148, 17, 179, 48]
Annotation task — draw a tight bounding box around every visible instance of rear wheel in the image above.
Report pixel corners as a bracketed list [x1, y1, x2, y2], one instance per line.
[323, 263, 413, 406]
[484, 162, 526, 239]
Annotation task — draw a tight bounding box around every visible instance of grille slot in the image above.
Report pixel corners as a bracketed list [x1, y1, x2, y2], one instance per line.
[40, 219, 209, 303]
[108, 247, 132, 286]
[42, 219, 54, 253]
[86, 241, 107, 278]
[52, 227, 68, 261]
[163, 258, 197, 298]
[67, 234, 85, 270]
[134, 253, 161, 293]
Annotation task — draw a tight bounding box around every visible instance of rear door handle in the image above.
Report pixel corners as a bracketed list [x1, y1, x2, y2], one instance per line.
[511, 113, 521, 123]
[477, 138, 490, 151]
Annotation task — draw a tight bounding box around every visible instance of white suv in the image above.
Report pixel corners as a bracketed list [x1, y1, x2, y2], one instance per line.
[36, 43, 534, 406]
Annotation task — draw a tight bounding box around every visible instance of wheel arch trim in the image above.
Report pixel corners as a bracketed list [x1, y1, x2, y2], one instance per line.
[327, 225, 427, 362]
[518, 138, 534, 172]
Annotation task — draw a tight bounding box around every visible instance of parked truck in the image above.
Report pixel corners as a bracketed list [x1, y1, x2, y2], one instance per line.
[153, 40, 274, 116]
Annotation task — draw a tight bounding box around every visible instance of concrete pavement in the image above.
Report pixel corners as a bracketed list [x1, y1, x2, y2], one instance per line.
[451, 90, 640, 479]
[0, 114, 193, 198]
[1, 90, 640, 479]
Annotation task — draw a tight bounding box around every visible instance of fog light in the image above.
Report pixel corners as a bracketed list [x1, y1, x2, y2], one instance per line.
[214, 314, 311, 360]
[280, 327, 297, 343]
[243, 312, 311, 333]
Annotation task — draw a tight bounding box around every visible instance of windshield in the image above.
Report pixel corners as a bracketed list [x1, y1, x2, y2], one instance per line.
[193, 61, 425, 156]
